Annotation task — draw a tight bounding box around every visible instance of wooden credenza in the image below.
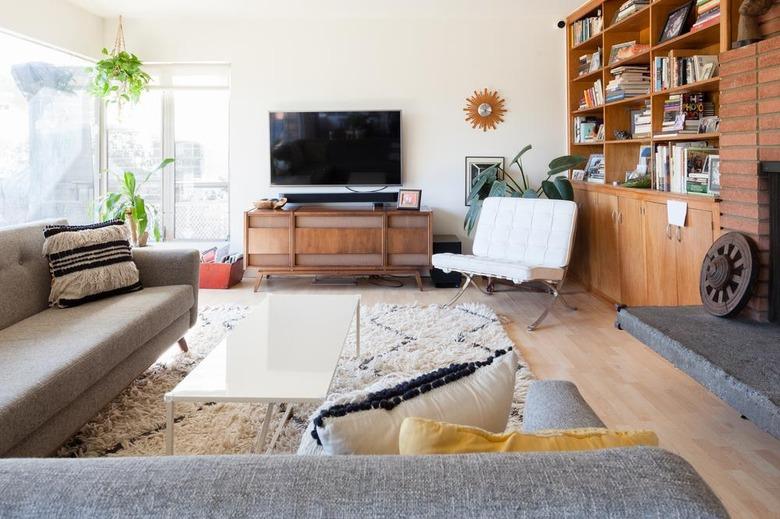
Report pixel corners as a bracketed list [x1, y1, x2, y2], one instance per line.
[244, 206, 432, 291]
[571, 182, 720, 307]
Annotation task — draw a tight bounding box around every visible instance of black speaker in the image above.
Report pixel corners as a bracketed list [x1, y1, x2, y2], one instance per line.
[431, 234, 462, 288]
[279, 192, 399, 204]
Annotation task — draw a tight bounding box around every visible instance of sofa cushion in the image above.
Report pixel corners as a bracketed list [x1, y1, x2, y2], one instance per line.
[0, 219, 65, 331]
[311, 348, 517, 455]
[43, 220, 142, 308]
[0, 285, 194, 454]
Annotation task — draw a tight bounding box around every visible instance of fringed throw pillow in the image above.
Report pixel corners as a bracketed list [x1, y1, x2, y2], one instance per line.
[310, 348, 518, 455]
[43, 220, 142, 308]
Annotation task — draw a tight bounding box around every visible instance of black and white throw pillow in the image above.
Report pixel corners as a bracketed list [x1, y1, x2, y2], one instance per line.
[310, 348, 517, 455]
[43, 220, 142, 308]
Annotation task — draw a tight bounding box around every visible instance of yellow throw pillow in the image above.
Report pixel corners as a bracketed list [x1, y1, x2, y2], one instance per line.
[399, 417, 658, 455]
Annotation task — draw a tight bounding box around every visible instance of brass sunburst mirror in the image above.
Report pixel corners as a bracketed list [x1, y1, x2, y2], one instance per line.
[464, 88, 506, 131]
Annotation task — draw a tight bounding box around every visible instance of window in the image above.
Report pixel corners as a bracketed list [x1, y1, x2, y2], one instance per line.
[0, 31, 99, 227]
[105, 64, 230, 241]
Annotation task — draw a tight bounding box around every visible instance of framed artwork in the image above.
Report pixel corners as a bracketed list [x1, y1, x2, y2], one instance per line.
[706, 155, 720, 195]
[397, 189, 422, 210]
[585, 153, 605, 183]
[572, 169, 586, 181]
[659, 1, 694, 43]
[465, 156, 504, 206]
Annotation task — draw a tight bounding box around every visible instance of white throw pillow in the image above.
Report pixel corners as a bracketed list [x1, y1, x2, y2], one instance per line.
[311, 348, 518, 455]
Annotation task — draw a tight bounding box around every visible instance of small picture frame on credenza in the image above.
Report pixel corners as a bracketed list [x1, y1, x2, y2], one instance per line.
[397, 189, 422, 210]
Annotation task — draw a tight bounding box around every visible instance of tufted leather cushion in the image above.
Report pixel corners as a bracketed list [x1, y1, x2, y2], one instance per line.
[473, 198, 577, 267]
[0, 219, 66, 331]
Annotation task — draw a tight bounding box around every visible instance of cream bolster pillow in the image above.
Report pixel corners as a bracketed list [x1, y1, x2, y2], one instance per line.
[399, 417, 659, 455]
[311, 348, 518, 455]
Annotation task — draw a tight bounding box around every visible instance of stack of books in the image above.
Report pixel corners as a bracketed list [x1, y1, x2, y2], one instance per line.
[632, 100, 652, 138]
[660, 92, 706, 135]
[578, 48, 602, 76]
[608, 40, 651, 65]
[579, 79, 604, 109]
[612, 0, 650, 24]
[574, 116, 604, 143]
[653, 52, 718, 91]
[605, 65, 650, 102]
[692, 0, 720, 31]
[572, 11, 603, 46]
[653, 141, 714, 193]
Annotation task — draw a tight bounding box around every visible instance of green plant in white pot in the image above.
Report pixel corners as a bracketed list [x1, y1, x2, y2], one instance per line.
[97, 159, 173, 247]
[464, 145, 584, 235]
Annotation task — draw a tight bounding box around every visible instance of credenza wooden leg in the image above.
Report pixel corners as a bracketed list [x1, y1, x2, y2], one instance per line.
[253, 274, 265, 293]
[414, 272, 423, 291]
[177, 337, 189, 352]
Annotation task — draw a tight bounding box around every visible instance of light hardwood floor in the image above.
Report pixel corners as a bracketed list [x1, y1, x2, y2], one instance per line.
[198, 276, 780, 518]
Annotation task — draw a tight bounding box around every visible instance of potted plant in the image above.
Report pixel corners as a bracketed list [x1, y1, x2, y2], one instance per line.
[97, 159, 174, 247]
[88, 17, 151, 108]
[464, 145, 584, 235]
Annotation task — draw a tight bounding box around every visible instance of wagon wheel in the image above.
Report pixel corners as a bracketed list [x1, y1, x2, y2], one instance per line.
[700, 232, 758, 317]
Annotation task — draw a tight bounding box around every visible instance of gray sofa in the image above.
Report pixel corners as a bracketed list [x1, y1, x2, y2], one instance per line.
[0, 220, 199, 457]
[0, 380, 728, 517]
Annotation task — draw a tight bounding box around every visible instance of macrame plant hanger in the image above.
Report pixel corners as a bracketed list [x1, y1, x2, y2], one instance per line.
[112, 15, 126, 55]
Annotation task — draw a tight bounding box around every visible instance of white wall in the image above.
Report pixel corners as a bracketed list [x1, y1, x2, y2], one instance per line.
[0, 0, 103, 58]
[119, 1, 581, 251]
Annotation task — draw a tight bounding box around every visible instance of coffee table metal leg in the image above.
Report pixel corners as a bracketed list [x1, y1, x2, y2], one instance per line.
[253, 403, 275, 453]
[165, 399, 174, 455]
[355, 302, 361, 357]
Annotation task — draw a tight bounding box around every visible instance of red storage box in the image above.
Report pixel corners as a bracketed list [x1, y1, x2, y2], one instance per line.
[199, 260, 244, 289]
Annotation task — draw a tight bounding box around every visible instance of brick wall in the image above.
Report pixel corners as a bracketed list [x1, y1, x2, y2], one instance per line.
[719, 37, 780, 321]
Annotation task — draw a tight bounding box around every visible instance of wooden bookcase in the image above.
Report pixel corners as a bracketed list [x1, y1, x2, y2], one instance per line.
[565, 0, 733, 306]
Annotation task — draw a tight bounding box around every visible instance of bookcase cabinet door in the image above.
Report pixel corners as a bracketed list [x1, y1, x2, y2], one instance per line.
[675, 208, 713, 305]
[644, 201, 678, 306]
[570, 189, 593, 287]
[595, 192, 621, 302]
[617, 197, 646, 306]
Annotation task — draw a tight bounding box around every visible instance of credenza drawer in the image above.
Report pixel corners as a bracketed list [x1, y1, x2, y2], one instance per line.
[247, 228, 289, 254]
[295, 228, 382, 254]
[387, 228, 429, 254]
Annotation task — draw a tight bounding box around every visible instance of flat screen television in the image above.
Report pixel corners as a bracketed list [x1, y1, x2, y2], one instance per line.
[269, 110, 401, 186]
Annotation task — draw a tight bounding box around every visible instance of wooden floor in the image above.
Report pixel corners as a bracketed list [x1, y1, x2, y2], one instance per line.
[199, 275, 780, 518]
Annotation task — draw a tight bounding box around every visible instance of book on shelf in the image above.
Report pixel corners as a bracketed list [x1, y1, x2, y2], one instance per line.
[631, 100, 652, 138]
[659, 92, 715, 136]
[653, 141, 715, 193]
[654, 51, 718, 91]
[692, 0, 720, 31]
[608, 41, 650, 65]
[572, 11, 603, 46]
[577, 48, 602, 76]
[612, 0, 650, 24]
[579, 79, 604, 109]
[605, 65, 650, 102]
[574, 116, 604, 143]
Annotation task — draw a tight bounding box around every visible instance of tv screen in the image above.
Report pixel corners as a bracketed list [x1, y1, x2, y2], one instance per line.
[269, 110, 401, 186]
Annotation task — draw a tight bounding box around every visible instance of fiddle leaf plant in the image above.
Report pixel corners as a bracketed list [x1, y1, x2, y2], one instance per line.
[464, 145, 585, 235]
[88, 47, 151, 106]
[97, 158, 174, 246]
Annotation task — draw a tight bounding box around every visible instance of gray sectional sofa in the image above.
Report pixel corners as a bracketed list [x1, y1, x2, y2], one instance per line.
[0, 220, 199, 457]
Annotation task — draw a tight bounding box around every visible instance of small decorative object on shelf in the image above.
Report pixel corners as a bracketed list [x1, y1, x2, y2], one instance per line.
[465, 157, 504, 206]
[614, 129, 632, 140]
[253, 198, 287, 210]
[584, 154, 605, 184]
[659, 2, 696, 43]
[734, 0, 774, 48]
[463, 89, 506, 131]
[397, 189, 422, 210]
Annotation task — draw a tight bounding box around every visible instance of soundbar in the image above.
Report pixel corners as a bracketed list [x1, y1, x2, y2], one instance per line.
[278, 192, 399, 204]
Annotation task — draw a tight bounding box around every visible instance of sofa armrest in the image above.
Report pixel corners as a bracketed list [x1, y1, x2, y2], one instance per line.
[132, 248, 199, 327]
[522, 380, 605, 432]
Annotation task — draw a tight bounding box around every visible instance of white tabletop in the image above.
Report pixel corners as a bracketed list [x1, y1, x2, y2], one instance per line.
[166, 294, 360, 404]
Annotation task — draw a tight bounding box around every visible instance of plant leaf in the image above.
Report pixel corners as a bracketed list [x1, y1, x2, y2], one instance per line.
[510, 144, 533, 166]
[522, 189, 539, 198]
[547, 154, 586, 176]
[133, 196, 148, 237]
[123, 171, 136, 197]
[541, 180, 562, 199]
[553, 177, 575, 201]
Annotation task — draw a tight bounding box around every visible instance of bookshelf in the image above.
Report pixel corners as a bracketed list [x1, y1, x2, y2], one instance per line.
[566, 0, 735, 192]
[564, 0, 733, 307]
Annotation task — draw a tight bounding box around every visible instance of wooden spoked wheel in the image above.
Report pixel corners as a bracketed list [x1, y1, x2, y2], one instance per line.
[700, 232, 758, 317]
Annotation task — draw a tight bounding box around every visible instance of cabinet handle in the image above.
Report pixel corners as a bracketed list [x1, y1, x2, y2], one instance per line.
[676, 226, 682, 242]
[665, 224, 672, 239]
[611, 210, 617, 223]
[618, 211, 623, 224]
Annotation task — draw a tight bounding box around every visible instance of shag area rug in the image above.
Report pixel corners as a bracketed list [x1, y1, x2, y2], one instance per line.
[57, 303, 533, 457]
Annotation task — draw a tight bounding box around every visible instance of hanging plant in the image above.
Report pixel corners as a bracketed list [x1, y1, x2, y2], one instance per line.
[88, 16, 151, 107]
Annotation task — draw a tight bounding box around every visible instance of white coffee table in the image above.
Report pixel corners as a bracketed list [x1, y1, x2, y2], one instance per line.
[164, 293, 360, 455]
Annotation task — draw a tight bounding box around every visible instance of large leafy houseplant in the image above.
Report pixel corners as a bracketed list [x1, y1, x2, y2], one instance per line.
[464, 145, 584, 235]
[97, 159, 174, 246]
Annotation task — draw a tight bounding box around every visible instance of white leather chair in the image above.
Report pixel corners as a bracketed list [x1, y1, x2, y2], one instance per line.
[433, 197, 578, 331]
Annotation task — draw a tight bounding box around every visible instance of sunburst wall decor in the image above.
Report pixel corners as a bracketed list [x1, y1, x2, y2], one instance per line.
[464, 88, 506, 131]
